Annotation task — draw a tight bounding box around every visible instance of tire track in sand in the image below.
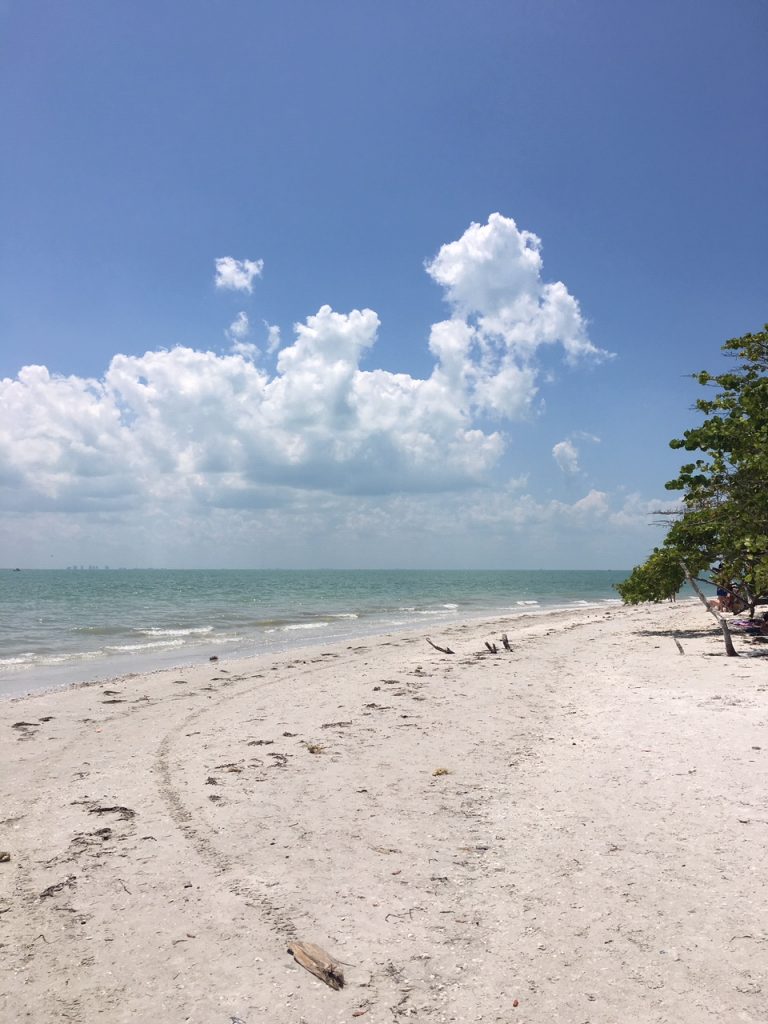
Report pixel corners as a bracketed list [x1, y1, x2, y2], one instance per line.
[152, 652, 366, 943]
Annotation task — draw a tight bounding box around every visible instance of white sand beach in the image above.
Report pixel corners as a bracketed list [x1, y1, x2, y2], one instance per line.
[1, 601, 766, 1023]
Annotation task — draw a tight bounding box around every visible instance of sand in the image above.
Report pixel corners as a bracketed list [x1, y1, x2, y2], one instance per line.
[1, 601, 766, 1023]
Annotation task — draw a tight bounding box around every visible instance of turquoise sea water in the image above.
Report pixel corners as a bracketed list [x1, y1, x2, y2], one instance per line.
[0, 569, 628, 696]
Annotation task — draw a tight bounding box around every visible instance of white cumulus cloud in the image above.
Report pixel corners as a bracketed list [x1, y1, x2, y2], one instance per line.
[226, 312, 258, 358]
[227, 311, 250, 340]
[0, 215, 619, 564]
[214, 256, 264, 293]
[425, 213, 612, 419]
[553, 439, 580, 473]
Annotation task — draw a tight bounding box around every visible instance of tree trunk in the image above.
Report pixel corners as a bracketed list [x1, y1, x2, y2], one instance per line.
[681, 562, 738, 657]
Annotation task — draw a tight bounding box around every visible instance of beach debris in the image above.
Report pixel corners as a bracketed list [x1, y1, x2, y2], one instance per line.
[674, 637, 685, 655]
[209, 655, 218, 661]
[40, 875, 77, 899]
[0, 851, 10, 863]
[385, 906, 425, 921]
[501, 633, 511, 651]
[12, 721, 39, 729]
[88, 804, 136, 821]
[305, 742, 325, 754]
[68, 827, 114, 856]
[426, 637, 454, 654]
[321, 720, 353, 729]
[247, 739, 274, 746]
[432, 767, 450, 776]
[287, 940, 345, 990]
[484, 641, 498, 654]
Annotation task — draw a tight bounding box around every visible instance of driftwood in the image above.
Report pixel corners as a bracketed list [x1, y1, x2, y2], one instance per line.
[426, 637, 454, 654]
[484, 641, 498, 654]
[287, 941, 345, 989]
[501, 633, 511, 651]
[674, 637, 685, 655]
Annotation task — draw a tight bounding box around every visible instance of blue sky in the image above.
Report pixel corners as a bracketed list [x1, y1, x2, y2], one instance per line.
[1, 0, 766, 569]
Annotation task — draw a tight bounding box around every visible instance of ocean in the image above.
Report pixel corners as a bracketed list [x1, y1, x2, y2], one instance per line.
[0, 568, 628, 697]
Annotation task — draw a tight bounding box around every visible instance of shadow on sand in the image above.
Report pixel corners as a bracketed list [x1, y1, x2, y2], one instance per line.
[636, 627, 716, 640]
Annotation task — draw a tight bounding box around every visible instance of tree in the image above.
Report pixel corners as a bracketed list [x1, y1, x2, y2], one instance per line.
[616, 325, 768, 652]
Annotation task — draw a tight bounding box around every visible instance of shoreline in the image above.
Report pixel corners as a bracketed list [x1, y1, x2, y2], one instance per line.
[0, 567, 630, 699]
[1, 601, 766, 1022]
[1, 597, 626, 701]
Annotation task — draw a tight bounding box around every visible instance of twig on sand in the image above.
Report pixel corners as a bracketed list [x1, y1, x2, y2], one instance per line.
[426, 638, 454, 654]
[385, 907, 425, 922]
[88, 804, 136, 821]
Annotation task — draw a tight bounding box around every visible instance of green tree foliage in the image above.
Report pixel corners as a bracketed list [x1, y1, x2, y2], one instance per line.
[616, 325, 768, 610]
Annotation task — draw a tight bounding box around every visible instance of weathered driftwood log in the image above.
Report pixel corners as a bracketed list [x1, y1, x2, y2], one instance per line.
[674, 637, 685, 655]
[501, 633, 511, 651]
[287, 941, 345, 989]
[484, 641, 498, 654]
[426, 637, 454, 654]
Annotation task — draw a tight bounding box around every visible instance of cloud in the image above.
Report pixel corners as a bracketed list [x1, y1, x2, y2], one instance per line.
[0, 305, 502, 511]
[552, 439, 580, 473]
[225, 312, 258, 358]
[425, 214, 612, 396]
[214, 256, 264, 293]
[265, 322, 281, 353]
[226, 311, 250, 340]
[1, 480, 658, 570]
[0, 215, 621, 564]
[552, 432, 600, 473]
[570, 489, 609, 515]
